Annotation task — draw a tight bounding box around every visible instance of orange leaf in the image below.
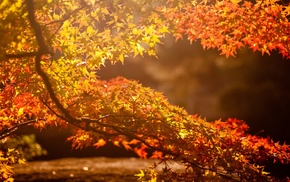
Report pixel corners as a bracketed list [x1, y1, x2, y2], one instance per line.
[93, 138, 106, 148]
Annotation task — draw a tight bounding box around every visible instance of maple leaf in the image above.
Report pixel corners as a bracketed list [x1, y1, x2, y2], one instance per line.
[151, 151, 163, 159]
[134, 169, 145, 180]
[134, 145, 148, 159]
[2, 0, 290, 181]
[121, 141, 132, 150]
[93, 138, 106, 148]
[242, 1, 253, 8]
[230, 0, 242, 5]
[219, 45, 236, 58]
[250, 43, 260, 52]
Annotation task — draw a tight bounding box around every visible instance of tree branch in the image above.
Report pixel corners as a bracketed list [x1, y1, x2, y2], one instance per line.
[81, 114, 241, 181]
[25, 0, 50, 54]
[25, 0, 80, 125]
[0, 119, 36, 140]
[5, 52, 38, 59]
[21, 1, 267, 181]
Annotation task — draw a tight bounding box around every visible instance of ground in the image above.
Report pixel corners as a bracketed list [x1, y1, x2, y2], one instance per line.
[12, 157, 184, 182]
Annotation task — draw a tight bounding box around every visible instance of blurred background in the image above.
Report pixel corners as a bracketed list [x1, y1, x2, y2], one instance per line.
[17, 35, 290, 160]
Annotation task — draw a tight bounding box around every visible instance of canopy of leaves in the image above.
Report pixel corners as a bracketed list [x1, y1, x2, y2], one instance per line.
[169, 0, 290, 58]
[1, 0, 290, 181]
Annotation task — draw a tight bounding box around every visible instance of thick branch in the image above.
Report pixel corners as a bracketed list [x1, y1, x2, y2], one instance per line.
[25, 0, 80, 124]
[5, 52, 38, 59]
[25, 0, 50, 54]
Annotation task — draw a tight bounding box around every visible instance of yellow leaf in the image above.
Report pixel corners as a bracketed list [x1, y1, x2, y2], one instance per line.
[3, 173, 8, 179]
[86, 25, 94, 35]
[118, 54, 124, 63]
[101, 8, 109, 14]
[18, 158, 26, 165]
[134, 169, 145, 180]
[17, 108, 24, 116]
[113, 140, 120, 147]
[6, 177, 14, 182]
[10, 156, 15, 163]
[8, 148, 15, 153]
[230, 0, 241, 5]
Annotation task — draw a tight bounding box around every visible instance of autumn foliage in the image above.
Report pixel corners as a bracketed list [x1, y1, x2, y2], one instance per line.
[1, 0, 290, 181]
[169, 0, 290, 58]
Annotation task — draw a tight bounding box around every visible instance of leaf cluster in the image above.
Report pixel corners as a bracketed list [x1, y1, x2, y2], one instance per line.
[0, 148, 26, 182]
[168, 0, 290, 58]
[64, 78, 290, 181]
[0, 0, 290, 181]
[0, 135, 47, 161]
